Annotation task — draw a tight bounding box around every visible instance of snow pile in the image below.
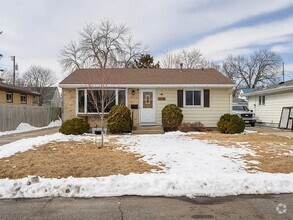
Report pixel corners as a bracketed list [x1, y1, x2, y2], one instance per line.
[0, 132, 293, 198]
[242, 130, 257, 134]
[0, 119, 62, 137]
[0, 133, 95, 158]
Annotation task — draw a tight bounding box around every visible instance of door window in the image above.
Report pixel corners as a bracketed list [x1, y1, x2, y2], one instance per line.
[143, 92, 153, 108]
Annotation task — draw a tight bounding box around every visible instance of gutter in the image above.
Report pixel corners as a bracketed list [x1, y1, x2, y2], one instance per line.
[246, 85, 293, 96]
[59, 83, 236, 89]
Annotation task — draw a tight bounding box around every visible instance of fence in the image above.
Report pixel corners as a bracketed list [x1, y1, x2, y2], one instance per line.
[0, 105, 61, 132]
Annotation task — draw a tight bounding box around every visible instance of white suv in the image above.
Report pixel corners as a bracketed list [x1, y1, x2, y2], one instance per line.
[232, 104, 256, 127]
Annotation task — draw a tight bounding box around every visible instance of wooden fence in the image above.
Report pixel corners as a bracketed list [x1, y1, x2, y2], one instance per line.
[0, 105, 61, 132]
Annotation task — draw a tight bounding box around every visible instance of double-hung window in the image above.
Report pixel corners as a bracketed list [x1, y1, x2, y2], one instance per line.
[185, 90, 202, 106]
[6, 92, 13, 103]
[258, 95, 265, 105]
[20, 94, 27, 104]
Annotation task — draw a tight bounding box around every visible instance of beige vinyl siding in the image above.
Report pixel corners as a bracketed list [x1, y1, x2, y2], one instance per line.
[156, 88, 231, 127]
[248, 90, 293, 126]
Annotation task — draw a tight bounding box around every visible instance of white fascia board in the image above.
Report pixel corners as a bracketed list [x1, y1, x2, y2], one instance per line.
[246, 85, 293, 96]
[59, 83, 235, 89]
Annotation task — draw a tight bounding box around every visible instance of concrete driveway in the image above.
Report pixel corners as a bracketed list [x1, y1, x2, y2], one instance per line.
[246, 125, 293, 138]
[0, 127, 60, 146]
[0, 194, 292, 220]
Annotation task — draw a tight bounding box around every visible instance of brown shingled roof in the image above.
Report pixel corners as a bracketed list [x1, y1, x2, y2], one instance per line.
[59, 68, 234, 86]
[0, 81, 41, 96]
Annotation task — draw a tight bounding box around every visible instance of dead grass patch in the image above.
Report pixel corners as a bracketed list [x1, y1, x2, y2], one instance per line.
[0, 140, 162, 179]
[188, 131, 293, 173]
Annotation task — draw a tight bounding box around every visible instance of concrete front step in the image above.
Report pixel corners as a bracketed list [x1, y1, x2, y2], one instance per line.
[132, 125, 165, 134]
[132, 130, 165, 134]
[136, 126, 163, 131]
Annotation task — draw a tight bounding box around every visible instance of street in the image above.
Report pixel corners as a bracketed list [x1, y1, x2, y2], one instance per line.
[0, 194, 292, 220]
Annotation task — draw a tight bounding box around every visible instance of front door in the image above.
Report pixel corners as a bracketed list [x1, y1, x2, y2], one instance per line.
[140, 89, 156, 124]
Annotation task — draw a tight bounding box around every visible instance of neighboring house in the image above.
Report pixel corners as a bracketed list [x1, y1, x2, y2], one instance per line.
[41, 87, 62, 107]
[0, 81, 40, 106]
[246, 80, 293, 127]
[59, 68, 235, 129]
[27, 87, 62, 107]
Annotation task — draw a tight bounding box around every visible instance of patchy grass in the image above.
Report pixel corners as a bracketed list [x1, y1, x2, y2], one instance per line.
[0, 140, 162, 179]
[189, 131, 293, 174]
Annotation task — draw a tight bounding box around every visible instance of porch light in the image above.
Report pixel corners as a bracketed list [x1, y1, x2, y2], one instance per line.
[131, 90, 135, 95]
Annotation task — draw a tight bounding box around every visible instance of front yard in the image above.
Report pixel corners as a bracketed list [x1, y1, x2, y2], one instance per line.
[0, 130, 292, 198]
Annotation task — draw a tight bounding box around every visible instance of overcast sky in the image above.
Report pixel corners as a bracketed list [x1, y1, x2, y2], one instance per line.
[1, 0, 293, 82]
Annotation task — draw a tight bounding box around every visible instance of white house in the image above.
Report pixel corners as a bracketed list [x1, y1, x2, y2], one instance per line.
[59, 68, 235, 130]
[246, 80, 293, 127]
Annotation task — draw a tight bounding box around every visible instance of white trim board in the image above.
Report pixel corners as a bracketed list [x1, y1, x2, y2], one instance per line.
[60, 83, 235, 89]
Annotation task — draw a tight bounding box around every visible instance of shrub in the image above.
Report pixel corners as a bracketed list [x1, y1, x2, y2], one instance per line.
[107, 105, 131, 133]
[217, 113, 245, 134]
[179, 122, 207, 132]
[162, 104, 183, 131]
[59, 117, 90, 135]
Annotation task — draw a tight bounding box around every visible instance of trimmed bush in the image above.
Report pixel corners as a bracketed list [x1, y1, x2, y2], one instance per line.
[107, 105, 131, 134]
[217, 113, 245, 134]
[59, 117, 90, 135]
[179, 122, 207, 132]
[162, 104, 183, 131]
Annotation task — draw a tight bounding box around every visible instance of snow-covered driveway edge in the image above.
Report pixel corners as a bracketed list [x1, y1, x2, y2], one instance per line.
[1, 174, 293, 199]
[0, 119, 62, 137]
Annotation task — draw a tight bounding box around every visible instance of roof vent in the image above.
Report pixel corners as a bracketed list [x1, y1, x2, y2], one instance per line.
[180, 63, 183, 72]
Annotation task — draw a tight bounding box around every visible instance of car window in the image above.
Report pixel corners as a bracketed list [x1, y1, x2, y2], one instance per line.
[233, 106, 249, 111]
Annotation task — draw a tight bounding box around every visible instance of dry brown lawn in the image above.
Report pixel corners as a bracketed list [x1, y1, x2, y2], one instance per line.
[0, 140, 161, 179]
[188, 131, 293, 173]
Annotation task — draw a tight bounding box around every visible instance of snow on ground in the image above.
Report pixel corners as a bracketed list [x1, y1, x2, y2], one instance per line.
[0, 119, 62, 137]
[0, 132, 293, 199]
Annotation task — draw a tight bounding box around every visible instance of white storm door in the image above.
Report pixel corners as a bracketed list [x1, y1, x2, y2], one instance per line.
[140, 89, 156, 124]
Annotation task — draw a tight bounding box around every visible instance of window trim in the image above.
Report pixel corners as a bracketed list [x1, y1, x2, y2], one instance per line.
[183, 89, 203, 108]
[76, 88, 127, 115]
[6, 92, 13, 103]
[258, 95, 266, 106]
[20, 94, 27, 104]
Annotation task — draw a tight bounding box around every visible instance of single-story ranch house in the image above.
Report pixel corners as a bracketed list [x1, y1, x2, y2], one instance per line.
[59, 68, 235, 129]
[0, 81, 40, 106]
[246, 79, 293, 128]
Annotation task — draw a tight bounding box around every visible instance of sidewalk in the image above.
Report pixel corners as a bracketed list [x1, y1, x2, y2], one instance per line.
[0, 127, 60, 146]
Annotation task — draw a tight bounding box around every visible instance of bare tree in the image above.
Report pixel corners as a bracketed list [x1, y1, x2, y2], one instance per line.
[160, 49, 209, 68]
[222, 49, 283, 89]
[59, 20, 145, 72]
[81, 69, 128, 147]
[22, 66, 57, 105]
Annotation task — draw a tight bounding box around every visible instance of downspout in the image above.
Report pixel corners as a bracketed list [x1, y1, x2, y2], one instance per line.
[229, 87, 235, 114]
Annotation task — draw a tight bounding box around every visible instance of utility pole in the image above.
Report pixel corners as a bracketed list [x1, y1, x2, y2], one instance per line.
[11, 56, 16, 85]
[282, 62, 285, 82]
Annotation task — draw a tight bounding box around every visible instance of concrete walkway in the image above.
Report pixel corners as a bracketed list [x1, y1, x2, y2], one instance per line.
[0, 194, 292, 219]
[0, 127, 60, 146]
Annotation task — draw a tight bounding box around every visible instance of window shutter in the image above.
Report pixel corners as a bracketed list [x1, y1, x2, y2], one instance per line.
[204, 89, 210, 107]
[177, 90, 183, 107]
